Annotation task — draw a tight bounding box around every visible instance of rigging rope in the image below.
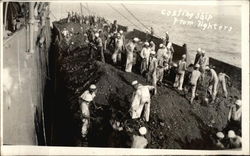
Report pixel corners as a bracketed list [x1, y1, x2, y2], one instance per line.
[120, 3, 150, 32]
[107, 3, 142, 30]
[49, 10, 57, 21]
[80, 3, 83, 17]
[85, 3, 91, 15]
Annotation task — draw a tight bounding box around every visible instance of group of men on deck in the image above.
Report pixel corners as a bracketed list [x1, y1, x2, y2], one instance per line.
[60, 16, 241, 148]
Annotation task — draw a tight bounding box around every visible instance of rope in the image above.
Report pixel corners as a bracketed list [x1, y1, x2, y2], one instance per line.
[49, 10, 57, 21]
[120, 3, 150, 32]
[107, 3, 142, 30]
[85, 3, 100, 16]
[80, 3, 83, 17]
[85, 3, 91, 15]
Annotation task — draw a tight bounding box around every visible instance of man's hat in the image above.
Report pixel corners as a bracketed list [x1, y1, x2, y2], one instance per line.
[94, 33, 99, 37]
[139, 127, 147, 135]
[133, 37, 139, 42]
[228, 130, 236, 138]
[150, 51, 156, 55]
[172, 63, 178, 67]
[195, 64, 200, 68]
[216, 132, 225, 139]
[144, 42, 149, 46]
[90, 84, 97, 90]
[205, 66, 210, 70]
[131, 80, 138, 86]
[197, 48, 202, 52]
[235, 99, 242, 106]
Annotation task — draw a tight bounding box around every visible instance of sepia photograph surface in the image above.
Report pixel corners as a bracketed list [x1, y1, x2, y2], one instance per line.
[1, 1, 249, 155]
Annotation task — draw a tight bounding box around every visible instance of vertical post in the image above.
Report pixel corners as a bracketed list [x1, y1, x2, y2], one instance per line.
[4, 2, 9, 31]
[29, 2, 35, 53]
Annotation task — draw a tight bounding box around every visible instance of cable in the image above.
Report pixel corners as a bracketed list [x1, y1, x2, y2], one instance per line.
[50, 10, 57, 21]
[120, 3, 150, 32]
[107, 3, 142, 30]
[83, 3, 91, 15]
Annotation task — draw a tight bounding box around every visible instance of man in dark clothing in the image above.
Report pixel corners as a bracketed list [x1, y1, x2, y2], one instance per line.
[150, 27, 154, 36]
[194, 48, 202, 65]
[88, 28, 96, 59]
[165, 31, 169, 46]
[111, 20, 118, 33]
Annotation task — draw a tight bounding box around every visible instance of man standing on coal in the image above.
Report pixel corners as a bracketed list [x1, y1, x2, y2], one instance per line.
[79, 84, 97, 143]
[130, 80, 155, 122]
[194, 48, 202, 65]
[94, 32, 105, 62]
[111, 20, 118, 33]
[205, 66, 219, 104]
[125, 37, 139, 72]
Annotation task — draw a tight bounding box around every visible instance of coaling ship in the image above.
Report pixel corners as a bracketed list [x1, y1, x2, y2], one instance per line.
[2, 2, 241, 148]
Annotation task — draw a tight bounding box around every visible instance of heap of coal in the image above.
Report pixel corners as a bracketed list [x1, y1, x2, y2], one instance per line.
[51, 20, 241, 149]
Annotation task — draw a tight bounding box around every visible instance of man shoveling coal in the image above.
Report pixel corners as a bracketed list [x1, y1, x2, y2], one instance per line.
[79, 84, 97, 143]
[129, 80, 155, 122]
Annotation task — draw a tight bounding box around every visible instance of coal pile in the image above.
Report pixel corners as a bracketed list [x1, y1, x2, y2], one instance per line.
[52, 19, 241, 149]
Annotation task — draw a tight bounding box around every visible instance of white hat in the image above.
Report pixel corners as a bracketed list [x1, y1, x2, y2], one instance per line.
[165, 31, 169, 34]
[139, 127, 147, 135]
[201, 50, 205, 54]
[235, 99, 242, 106]
[133, 37, 139, 42]
[150, 41, 154, 44]
[90, 84, 97, 90]
[195, 64, 200, 68]
[117, 33, 121, 37]
[144, 42, 149, 46]
[82, 93, 93, 102]
[205, 66, 210, 70]
[216, 132, 225, 139]
[119, 30, 123, 34]
[172, 63, 178, 67]
[150, 51, 156, 55]
[159, 43, 164, 48]
[228, 130, 236, 138]
[131, 80, 138, 86]
[182, 54, 186, 58]
[94, 33, 99, 37]
[197, 48, 202, 52]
